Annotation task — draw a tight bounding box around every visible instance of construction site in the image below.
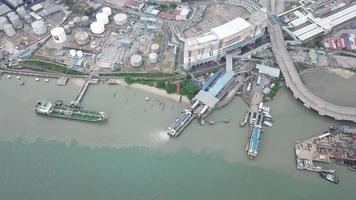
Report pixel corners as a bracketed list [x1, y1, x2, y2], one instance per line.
[295, 126, 356, 173]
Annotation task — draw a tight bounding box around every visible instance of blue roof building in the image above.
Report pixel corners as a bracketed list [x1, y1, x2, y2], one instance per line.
[208, 71, 234, 96]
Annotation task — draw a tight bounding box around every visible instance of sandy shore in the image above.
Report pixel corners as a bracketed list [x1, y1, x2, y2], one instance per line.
[121, 82, 190, 104]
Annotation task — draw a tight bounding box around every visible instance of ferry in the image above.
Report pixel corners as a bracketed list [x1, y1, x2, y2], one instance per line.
[34, 100, 108, 122]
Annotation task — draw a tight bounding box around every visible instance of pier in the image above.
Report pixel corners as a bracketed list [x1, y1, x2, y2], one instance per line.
[71, 79, 90, 106]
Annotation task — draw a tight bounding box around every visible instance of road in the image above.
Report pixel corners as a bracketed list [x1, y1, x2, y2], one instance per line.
[268, 23, 356, 122]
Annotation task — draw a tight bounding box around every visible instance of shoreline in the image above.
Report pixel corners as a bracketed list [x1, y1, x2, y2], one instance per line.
[123, 82, 190, 104]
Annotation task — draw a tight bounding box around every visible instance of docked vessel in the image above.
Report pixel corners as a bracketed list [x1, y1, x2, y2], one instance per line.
[319, 171, 340, 184]
[34, 100, 108, 122]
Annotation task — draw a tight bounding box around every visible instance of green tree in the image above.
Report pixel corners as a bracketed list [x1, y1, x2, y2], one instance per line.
[124, 76, 134, 85]
[156, 80, 166, 89]
[84, 6, 94, 16]
[165, 83, 176, 94]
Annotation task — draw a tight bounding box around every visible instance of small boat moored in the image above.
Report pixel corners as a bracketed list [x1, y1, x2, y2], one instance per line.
[320, 171, 340, 184]
[16, 76, 21, 80]
[7, 75, 11, 79]
[35, 78, 40, 81]
[45, 79, 49, 82]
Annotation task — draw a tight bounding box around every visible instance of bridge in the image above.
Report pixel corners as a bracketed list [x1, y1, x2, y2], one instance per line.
[268, 23, 356, 122]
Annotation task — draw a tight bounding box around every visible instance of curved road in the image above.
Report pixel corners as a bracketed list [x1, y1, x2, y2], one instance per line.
[268, 23, 356, 122]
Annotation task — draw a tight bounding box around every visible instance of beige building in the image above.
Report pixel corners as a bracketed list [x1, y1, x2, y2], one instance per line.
[183, 9, 267, 71]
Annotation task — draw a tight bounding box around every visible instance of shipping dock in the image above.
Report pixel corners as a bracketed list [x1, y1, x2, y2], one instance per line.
[35, 77, 107, 122]
[295, 126, 356, 173]
[167, 67, 243, 137]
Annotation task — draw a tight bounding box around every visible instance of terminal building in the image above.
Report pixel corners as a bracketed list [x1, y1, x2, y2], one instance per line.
[183, 8, 268, 71]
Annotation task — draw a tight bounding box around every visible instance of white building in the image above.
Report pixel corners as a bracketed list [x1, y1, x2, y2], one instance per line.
[183, 9, 267, 71]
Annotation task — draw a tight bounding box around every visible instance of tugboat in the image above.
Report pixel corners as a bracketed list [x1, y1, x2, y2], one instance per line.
[34, 100, 108, 122]
[319, 171, 340, 184]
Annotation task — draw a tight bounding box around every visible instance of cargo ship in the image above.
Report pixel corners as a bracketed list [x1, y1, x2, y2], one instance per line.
[319, 171, 340, 184]
[34, 100, 108, 122]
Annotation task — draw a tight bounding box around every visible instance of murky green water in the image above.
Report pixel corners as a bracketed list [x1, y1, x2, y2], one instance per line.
[0, 73, 355, 200]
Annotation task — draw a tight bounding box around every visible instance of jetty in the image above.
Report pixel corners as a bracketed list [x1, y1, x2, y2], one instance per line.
[71, 79, 90, 106]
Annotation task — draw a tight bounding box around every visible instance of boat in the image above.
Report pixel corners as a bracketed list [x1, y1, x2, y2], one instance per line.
[319, 171, 340, 184]
[20, 81, 25, 86]
[7, 75, 11, 78]
[16, 76, 21, 80]
[34, 100, 108, 122]
[45, 79, 49, 82]
[35, 78, 40, 81]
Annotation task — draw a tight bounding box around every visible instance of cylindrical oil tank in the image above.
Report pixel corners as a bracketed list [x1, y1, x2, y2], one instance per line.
[31, 20, 47, 35]
[73, 16, 81, 25]
[80, 16, 90, 27]
[64, 25, 72, 34]
[9, 15, 23, 29]
[76, 50, 83, 58]
[51, 27, 67, 43]
[3, 24, 16, 36]
[90, 21, 104, 34]
[150, 43, 160, 53]
[16, 6, 27, 18]
[0, 17, 8, 30]
[102, 7, 112, 16]
[96, 12, 109, 25]
[148, 52, 159, 64]
[68, 21, 75, 29]
[114, 13, 127, 25]
[69, 49, 76, 57]
[74, 31, 90, 45]
[130, 54, 143, 67]
[23, 15, 32, 24]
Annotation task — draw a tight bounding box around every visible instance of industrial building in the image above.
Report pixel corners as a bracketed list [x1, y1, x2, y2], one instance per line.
[183, 9, 267, 70]
[279, 1, 356, 42]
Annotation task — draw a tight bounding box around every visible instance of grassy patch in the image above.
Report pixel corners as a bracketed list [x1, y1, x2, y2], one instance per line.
[179, 78, 200, 100]
[102, 72, 177, 78]
[152, 33, 164, 45]
[22, 60, 84, 75]
[267, 79, 281, 99]
[294, 62, 314, 73]
[159, 3, 177, 12]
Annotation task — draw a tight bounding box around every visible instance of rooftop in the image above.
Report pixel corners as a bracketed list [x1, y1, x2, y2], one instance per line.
[211, 17, 251, 40]
[208, 71, 235, 97]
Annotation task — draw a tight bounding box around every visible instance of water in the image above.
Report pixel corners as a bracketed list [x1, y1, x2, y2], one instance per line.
[0, 74, 355, 200]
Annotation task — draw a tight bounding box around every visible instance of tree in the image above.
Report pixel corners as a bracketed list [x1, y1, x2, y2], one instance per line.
[84, 6, 94, 16]
[156, 80, 166, 89]
[165, 83, 176, 94]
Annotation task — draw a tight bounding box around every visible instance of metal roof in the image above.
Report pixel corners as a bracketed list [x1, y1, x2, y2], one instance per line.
[208, 71, 235, 97]
[0, 4, 11, 16]
[211, 17, 251, 40]
[256, 64, 280, 78]
[194, 90, 219, 108]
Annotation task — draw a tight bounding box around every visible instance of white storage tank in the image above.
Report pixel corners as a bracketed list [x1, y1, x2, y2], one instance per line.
[102, 7, 112, 16]
[16, 6, 27, 18]
[96, 12, 109, 25]
[90, 21, 105, 34]
[0, 17, 8, 30]
[68, 21, 75, 29]
[130, 54, 143, 68]
[80, 16, 90, 27]
[76, 50, 83, 58]
[31, 20, 47, 35]
[3, 24, 16, 36]
[51, 27, 67, 43]
[148, 52, 159, 64]
[69, 49, 76, 57]
[150, 43, 160, 53]
[73, 16, 81, 25]
[114, 13, 128, 25]
[9, 15, 23, 29]
[74, 31, 90, 45]
[64, 25, 72, 34]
